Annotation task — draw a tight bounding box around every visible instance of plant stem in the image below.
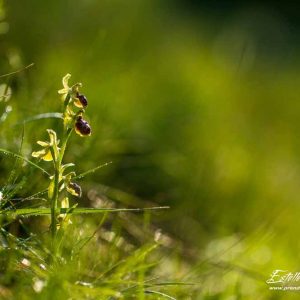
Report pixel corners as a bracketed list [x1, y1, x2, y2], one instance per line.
[50, 130, 72, 242]
[49, 89, 76, 257]
[59, 129, 72, 165]
[50, 164, 59, 240]
[50, 92, 73, 247]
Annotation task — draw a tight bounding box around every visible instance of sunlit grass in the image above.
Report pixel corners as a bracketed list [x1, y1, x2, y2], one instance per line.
[1, 0, 300, 299]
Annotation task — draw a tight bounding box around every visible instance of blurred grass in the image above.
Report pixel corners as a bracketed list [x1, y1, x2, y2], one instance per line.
[1, 0, 300, 298]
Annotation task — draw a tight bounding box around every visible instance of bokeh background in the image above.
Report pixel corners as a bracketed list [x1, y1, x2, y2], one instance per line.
[1, 0, 300, 298]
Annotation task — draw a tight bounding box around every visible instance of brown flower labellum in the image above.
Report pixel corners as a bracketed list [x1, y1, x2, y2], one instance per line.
[75, 116, 91, 136]
[67, 182, 82, 197]
[74, 92, 88, 108]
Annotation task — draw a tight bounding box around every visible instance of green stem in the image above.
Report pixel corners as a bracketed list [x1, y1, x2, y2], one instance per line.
[50, 130, 72, 242]
[59, 129, 73, 165]
[50, 92, 73, 247]
[50, 164, 59, 240]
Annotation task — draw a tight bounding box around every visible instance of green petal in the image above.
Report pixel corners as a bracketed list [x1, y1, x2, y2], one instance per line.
[58, 197, 73, 226]
[37, 141, 49, 147]
[58, 88, 68, 95]
[32, 149, 47, 158]
[32, 148, 52, 161]
[46, 129, 58, 146]
[71, 82, 82, 93]
[62, 73, 71, 89]
[61, 197, 69, 209]
[61, 163, 75, 174]
[64, 171, 76, 182]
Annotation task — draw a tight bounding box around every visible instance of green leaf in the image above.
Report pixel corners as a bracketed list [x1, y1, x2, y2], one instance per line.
[145, 290, 177, 299]
[74, 161, 113, 180]
[0, 206, 169, 217]
[0, 63, 34, 79]
[18, 112, 63, 125]
[61, 163, 75, 173]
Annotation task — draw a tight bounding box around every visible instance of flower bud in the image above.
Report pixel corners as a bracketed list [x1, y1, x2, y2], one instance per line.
[75, 116, 91, 136]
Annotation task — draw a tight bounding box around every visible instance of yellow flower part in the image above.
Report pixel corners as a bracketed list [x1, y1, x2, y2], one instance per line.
[31, 129, 60, 162]
[58, 73, 71, 96]
[58, 197, 71, 224]
[32, 142, 53, 161]
[58, 73, 82, 106]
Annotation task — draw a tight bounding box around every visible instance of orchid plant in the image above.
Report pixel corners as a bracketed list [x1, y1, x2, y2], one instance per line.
[32, 74, 91, 243]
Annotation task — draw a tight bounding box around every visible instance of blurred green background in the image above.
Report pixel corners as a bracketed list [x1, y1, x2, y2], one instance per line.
[1, 0, 300, 298]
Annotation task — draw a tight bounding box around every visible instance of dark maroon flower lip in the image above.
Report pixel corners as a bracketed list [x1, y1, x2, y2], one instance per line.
[75, 116, 91, 136]
[67, 182, 82, 197]
[75, 92, 88, 108]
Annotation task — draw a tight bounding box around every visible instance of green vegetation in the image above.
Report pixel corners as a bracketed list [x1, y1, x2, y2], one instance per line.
[1, 0, 300, 299]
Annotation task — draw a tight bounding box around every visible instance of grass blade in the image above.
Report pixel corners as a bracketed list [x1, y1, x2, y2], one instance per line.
[145, 290, 177, 299]
[18, 112, 63, 125]
[0, 63, 34, 78]
[0, 148, 50, 176]
[74, 161, 113, 180]
[0, 206, 170, 217]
